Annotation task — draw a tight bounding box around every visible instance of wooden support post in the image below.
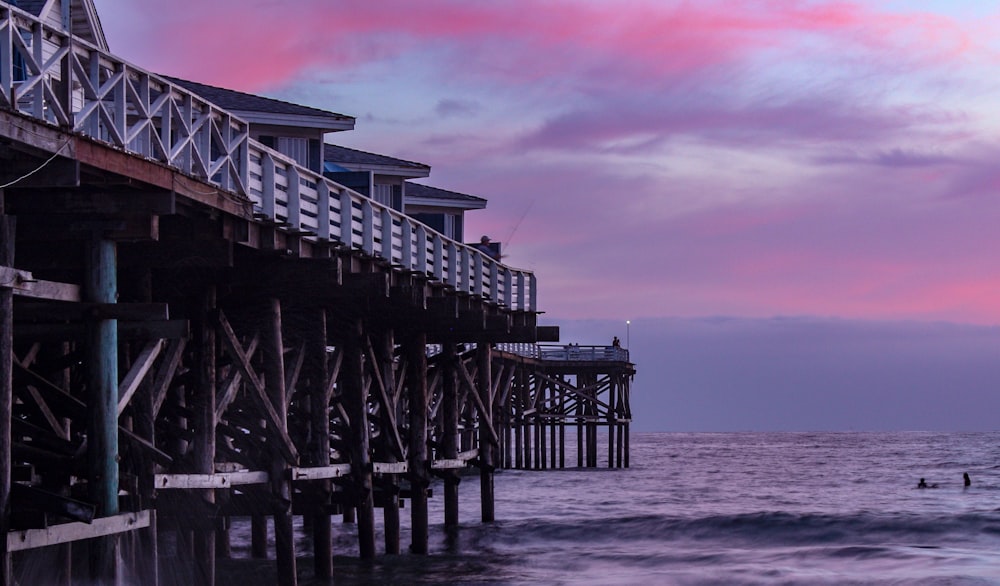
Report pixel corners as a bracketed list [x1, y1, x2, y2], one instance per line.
[262, 299, 296, 586]
[549, 386, 556, 469]
[576, 377, 584, 468]
[537, 383, 545, 470]
[615, 374, 627, 468]
[378, 329, 401, 554]
[513, 370, 523, 470]
[250, 517, 267, 559]
[0, 194, 12, 586]
[522, 371, 531, 470]
[441, 343, 459, 529]
[608, 375, 616, 469]
[476, 343, 495, 523]
[307, 310, 332, 578]
[133, 269, 159, 586]
[503, 366, 512, 470]
[85, 234, 121, 583]
[407, 332, 429, 554]
[343, 318, 375, 559]
[193, 287, 217, 586]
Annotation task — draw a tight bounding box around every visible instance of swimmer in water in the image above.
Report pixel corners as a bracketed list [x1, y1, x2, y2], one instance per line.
[964, 472, 971, 487]
[918, 478, 928, 488]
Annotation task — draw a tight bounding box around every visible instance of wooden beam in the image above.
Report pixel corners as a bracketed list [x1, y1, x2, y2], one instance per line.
[0, 266, 79, 302]
[290, 464, 352, 481]
[10, 483, 94, 524]
[117, 339, 164, 417]
[7, 510, 151, 553]
[372, 462, 408, 474]
[15, 301, 168, 321]
[154, 472, 269, 489]
[215, 334, 259, 420]
[151, 339, 186, 417]
[13, 362, 86, 420]
[283, 340, 306, 408]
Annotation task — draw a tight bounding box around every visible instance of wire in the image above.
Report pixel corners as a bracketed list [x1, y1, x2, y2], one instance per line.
[0, 139, 72, 189]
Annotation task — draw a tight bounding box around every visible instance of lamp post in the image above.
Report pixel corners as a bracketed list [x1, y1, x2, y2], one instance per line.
[626, 320, 630, 351]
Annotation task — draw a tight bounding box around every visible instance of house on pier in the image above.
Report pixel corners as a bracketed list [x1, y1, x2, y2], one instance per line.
[168, 78, 488, 244]
[166, 77, 355, 173]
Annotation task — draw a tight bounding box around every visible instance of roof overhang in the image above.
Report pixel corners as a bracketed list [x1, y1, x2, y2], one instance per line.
[234, 111, 355, 133]
[336, 162, 430, 179]
[405, 197, 487, 211]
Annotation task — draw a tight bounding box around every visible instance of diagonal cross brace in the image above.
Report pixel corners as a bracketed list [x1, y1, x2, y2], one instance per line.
[216, 311, 298, 465]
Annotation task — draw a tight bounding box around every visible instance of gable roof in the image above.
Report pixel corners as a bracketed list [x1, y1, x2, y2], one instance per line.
[4, 0, 108, 50]
[325, 143, 430, 178]
[166, 76, 355, 132]
[405, 182, 487, 210]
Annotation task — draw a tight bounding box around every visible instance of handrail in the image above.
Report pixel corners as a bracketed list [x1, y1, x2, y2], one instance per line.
[497, 344, 630, 362]
[0, 5, 536, 312]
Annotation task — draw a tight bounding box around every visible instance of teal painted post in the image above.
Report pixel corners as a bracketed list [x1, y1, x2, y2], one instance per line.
[0, 195, 14, 586]
[85, 235, 120, 582]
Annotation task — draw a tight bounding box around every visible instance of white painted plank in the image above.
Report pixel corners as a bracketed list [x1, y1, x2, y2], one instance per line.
[154, 471, 269, 489]
[8, 510, 151, 552]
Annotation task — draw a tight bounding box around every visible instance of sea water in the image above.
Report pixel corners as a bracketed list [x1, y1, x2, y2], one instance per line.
[223, 431, 1000, 584]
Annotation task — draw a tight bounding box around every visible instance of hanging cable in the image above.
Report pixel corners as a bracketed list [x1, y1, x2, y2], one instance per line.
[0, 139, 72, 189]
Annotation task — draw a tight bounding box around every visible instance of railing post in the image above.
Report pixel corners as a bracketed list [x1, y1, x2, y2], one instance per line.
[400, 219, 413, 270]
[529, 273, 537, 312]
[379, 207, 392, 260]
[445, 241, 458, 288]
[261, 155, 276, 219]
[286, 166, 300, 230]
[339, 189, 353, 246]
[432, 233, 443, 281]
[472, 253, 484, 297]
[316, 181, 331, 241]
[361, 199, 374, 255]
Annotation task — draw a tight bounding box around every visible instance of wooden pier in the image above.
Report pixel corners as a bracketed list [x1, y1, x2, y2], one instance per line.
[0, 3, 635, 584]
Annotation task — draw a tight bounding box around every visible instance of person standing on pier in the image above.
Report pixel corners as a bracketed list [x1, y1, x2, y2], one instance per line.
[477, 235, 501, 260]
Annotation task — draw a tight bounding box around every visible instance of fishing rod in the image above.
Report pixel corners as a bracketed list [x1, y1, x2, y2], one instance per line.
[501, 200, 534, 254]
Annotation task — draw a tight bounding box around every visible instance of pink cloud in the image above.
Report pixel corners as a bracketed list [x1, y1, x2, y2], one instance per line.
[99, 0, 973, 92]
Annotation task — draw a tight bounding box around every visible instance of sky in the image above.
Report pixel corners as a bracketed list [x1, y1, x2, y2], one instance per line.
[93, 0, 1000, 431]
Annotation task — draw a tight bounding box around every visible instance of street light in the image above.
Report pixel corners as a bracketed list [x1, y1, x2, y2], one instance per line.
[626, 320, 630, 350]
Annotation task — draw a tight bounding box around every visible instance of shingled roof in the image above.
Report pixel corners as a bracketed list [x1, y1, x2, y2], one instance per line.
[406, 182, 486, 207]
[324, 144, 430, 176]
[166, 76, 355, 130]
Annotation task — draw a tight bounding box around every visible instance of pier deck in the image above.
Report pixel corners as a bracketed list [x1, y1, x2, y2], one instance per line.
[0, 3, 634, 584]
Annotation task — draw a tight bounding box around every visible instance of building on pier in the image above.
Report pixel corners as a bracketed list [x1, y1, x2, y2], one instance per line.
[0, 1, 635, 584]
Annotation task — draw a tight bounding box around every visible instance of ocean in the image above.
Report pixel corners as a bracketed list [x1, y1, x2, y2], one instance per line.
[217, 431, 1000, 585]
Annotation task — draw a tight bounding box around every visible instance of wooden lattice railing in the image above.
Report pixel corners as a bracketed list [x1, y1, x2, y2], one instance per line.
[0, 4, 536, 311]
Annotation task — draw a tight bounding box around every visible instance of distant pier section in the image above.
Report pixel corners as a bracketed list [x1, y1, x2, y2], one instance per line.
[0, 2, 635, 585]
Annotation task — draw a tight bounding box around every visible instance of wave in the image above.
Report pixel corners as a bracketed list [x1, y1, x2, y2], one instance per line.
[497, 509, 1000, 548]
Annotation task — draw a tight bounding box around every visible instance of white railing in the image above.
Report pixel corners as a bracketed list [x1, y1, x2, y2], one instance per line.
[0, 4, 536, 312]
[497, 344, 630, 362]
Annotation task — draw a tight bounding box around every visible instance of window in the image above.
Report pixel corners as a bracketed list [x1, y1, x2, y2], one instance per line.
[372, 184, 393, 207]
[277, 137, 310, 168]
